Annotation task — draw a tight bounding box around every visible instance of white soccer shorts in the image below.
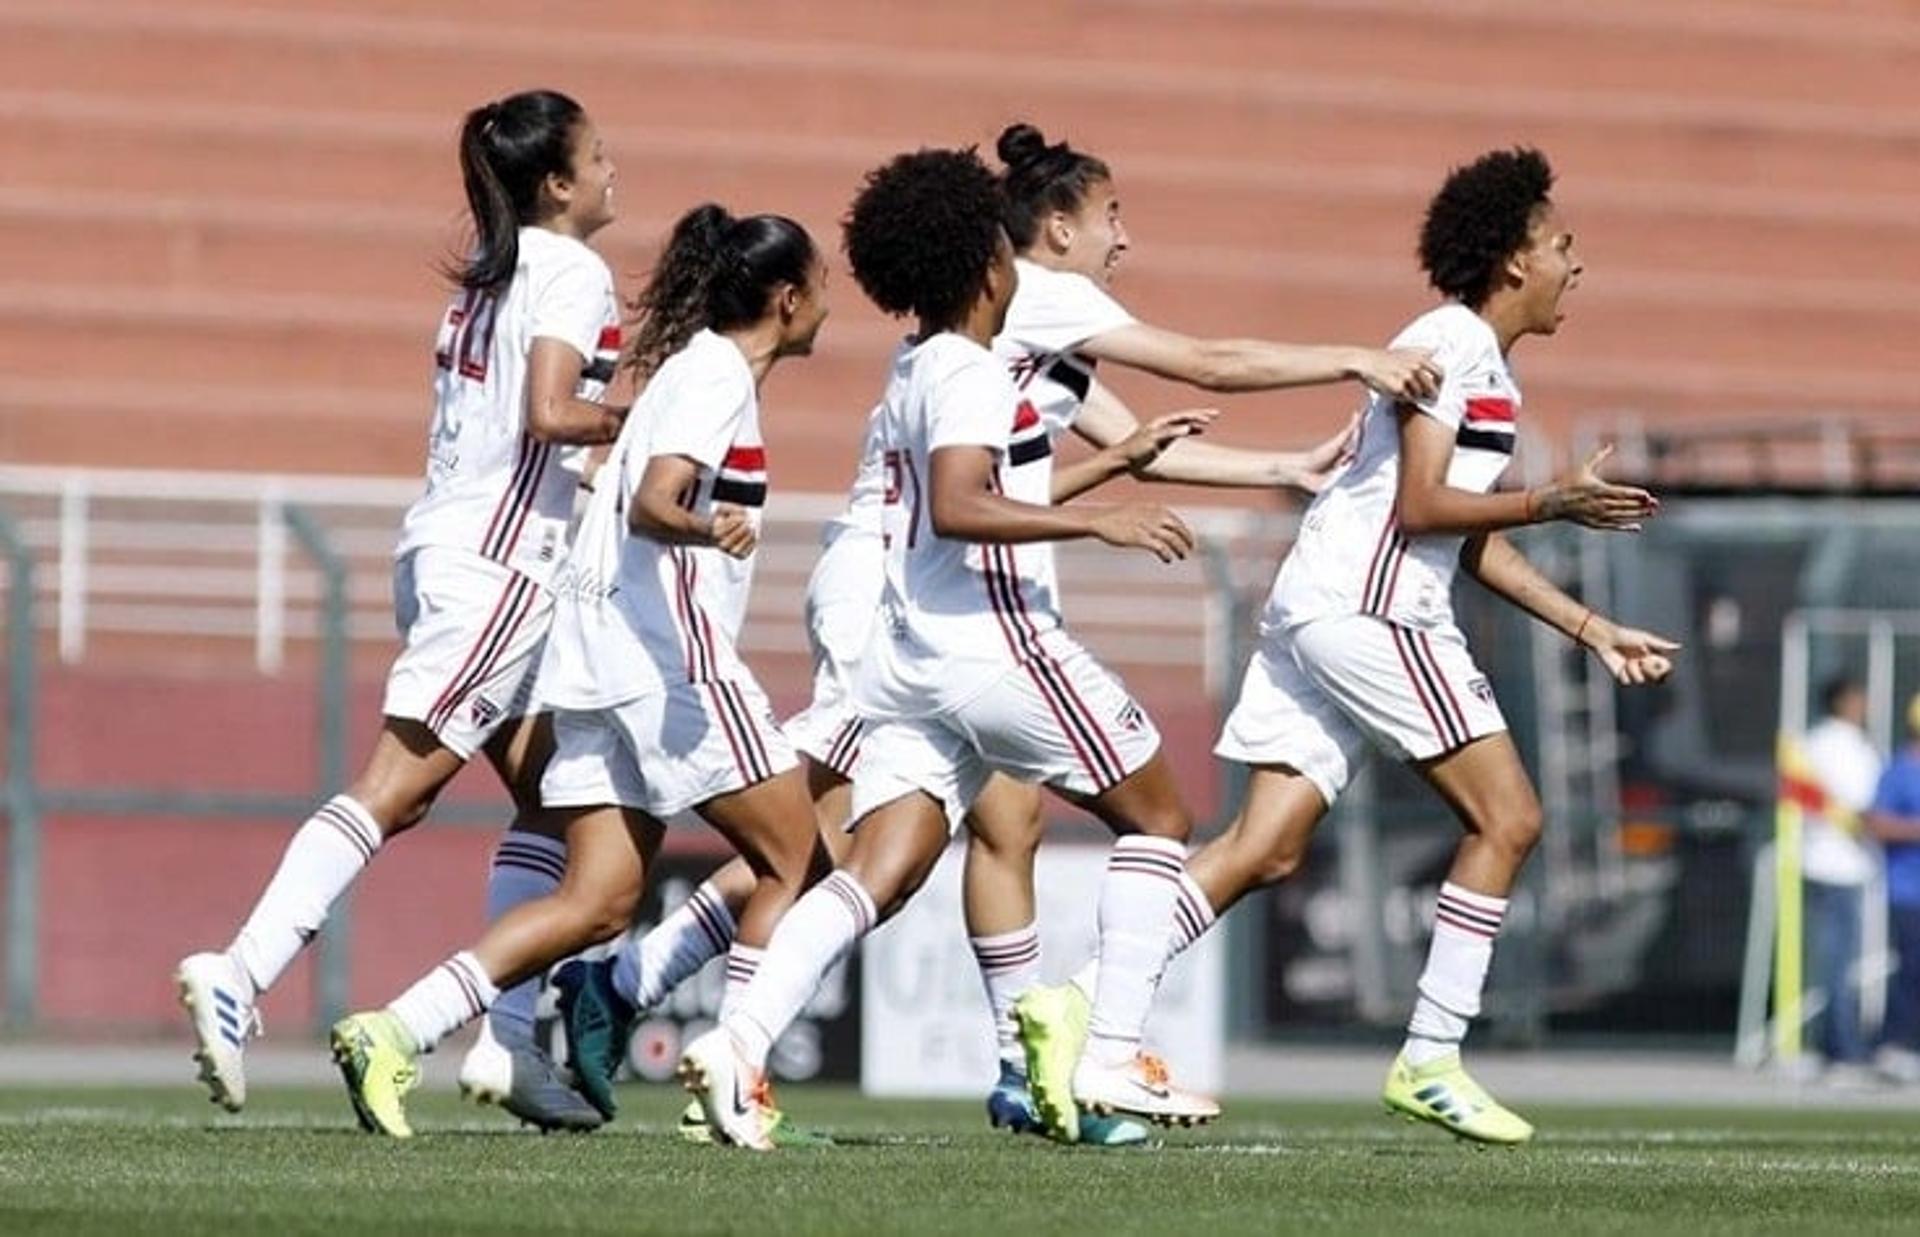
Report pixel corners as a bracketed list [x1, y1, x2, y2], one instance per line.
[541, 676, 799, 818]
[850, 640, 1161, 832]
[382, 547, 553, 761]
[782, 537, 880, 778]
[1215, 613, 1507, 805]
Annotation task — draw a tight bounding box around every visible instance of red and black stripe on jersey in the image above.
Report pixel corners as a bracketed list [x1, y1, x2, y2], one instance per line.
[711, 444, 768, 507]
[1455, 397, 1516, 455]
[580, 325, 621, 386]
[1008, 400, 1051, 468]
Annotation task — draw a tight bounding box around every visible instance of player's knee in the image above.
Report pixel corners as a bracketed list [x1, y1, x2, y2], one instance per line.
[1250, 838, 1309, 887]
[1482, 799, 1543, 863]
[1126, 800, 1192, 843]
[566, 883, 640, 945]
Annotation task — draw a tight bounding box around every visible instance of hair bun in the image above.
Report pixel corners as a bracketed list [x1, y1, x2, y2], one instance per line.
[996, 122, 1049, 169]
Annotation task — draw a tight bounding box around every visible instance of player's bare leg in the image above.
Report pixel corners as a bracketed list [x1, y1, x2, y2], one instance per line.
[1381, 732, 1540, 1145]
[178, 717, 471, 1112]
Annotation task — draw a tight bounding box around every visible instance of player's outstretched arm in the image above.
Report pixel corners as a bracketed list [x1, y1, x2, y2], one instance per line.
[1397, 417, 1660, 537]
[931, 444, 1193, 562]
[526, 337, 626, 445]
[1071, 383, 1356, 494]
[1050, 407, 1216, 503]
[1081, 321, 1442, 402]
[1461, 531, 1678, 685]
[626, 454, 757, 558]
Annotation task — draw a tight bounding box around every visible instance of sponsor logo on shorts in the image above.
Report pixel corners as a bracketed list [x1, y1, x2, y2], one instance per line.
[1467, 676, 1495, 705]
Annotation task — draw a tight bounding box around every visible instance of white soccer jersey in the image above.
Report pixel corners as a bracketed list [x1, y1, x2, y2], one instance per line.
[853, 334, 1071, 719]
[993, 258, 1136, 437]
[396, 227, 619, 586]
[538, 329, 766, 708]
[820, 404, 887, 546]
[1267, 302, 1519, 631]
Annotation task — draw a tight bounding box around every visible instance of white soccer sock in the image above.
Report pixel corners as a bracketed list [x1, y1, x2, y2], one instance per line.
[1068, 871, 1214, 1004]
[721, 944, 764, 1021]
[1085, 835, 1187, 1068]
[729, 871, 876, 1070]
[227, 794, 382, 996]
[1403, 881, 1507, 1066]
[482, 831, 566, 1049]
[1168, 869, 1218, 963]
[970, 923, 1042, 1069]
[613, 879, 737, 1011]
[389, 951, 500, 1054]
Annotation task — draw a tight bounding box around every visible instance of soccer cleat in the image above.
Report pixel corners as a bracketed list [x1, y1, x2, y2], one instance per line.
[1014, 982, 1090, 1143]
[988, 1061, 1148, 1147]
[677, 1097, 835, 1148]
[176, 952, 261, 1113]
[986, 1060, 1043, 1134]
[329, 1011, 421, 1139]
[677, 1027, 773, 1151]
[553, 958, 636, 1121]
[1381, 1051, 1534, 1146]
[1072, 1051, 1219, 1128]
[458, 1021, 604, 1133]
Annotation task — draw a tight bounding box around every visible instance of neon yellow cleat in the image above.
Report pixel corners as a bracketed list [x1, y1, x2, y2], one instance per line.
[329, 1011, 421, 1139]
[1013, 982, 1090, 1144]
[1382, 1051, 1534, 1146]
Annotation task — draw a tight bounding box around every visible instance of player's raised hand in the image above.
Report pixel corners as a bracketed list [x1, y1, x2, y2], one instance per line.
[1534, 444, 1660, 532]
[1353, 347, 1444, 402]
[1584, 617, 1681, 686]
[1118, 409, 1217, 475]
[1090, 502, 1195, 563]
[708, 504, 758, 559]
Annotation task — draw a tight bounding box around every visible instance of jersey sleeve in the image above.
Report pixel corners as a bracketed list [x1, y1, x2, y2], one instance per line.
[649, 361, 751, 472]
[1394, 316, 1490, 433]
[928, 355, 1015, 454]
[1005, 267, 1137, 354]
[529, 252, 615, 362]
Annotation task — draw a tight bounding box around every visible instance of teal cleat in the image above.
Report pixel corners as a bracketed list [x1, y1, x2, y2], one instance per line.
[988, 1060, 1148, 1146]
[553, 958, 636, 1122]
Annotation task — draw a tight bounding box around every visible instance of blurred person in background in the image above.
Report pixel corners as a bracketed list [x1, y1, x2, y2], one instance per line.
[1800, 675, 1881, 1085]
[1865, 693, 1920, 1084]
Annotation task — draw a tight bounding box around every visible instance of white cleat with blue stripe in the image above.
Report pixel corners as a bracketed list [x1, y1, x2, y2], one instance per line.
[176, 952, 260, 1113]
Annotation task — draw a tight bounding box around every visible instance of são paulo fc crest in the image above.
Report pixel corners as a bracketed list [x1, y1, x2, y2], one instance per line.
[1467, 677, 1495, 705]
[469, 694, 502, 729]
[1115, 698, 1147, 732]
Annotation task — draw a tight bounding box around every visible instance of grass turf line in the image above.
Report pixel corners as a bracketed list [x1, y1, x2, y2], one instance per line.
[1, 1086, 1918, 1235]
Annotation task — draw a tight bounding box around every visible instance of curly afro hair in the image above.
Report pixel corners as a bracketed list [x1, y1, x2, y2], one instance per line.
[844, 147, 1006, 330]
[1418, 147, 1555, 309]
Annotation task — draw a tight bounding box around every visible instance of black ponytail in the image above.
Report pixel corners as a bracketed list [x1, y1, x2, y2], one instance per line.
[994, 122, 1111, 252]
[627, 203, 817, 378]
[449, 89, 586, 294]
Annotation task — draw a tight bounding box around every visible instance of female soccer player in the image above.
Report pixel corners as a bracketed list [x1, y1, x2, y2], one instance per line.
[175, 90, 622, 1130]
[326, 203, 834, 1139]
[560, 121, 1438, 1142]
[1021, 147, 1681, 1146]
[678, 147, 1221, 1151]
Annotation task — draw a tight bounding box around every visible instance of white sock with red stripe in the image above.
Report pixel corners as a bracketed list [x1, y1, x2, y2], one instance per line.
[728, 871, 876, 1071]
[1403, 881, 1507, 1067]
[614, 880, 737, 1011]
[1066, 866, 1217, 1001]
[483, 831, 566, 1049]
[1084, 835, 1187, 1068]
[228, 794, 383, 996]
[721, 944, 764, 1021]
[388, 951, 500, 1054]
[970, 923, 1042, 1069]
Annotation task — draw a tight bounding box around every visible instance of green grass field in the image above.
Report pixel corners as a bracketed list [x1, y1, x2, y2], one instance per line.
[2, 1084, 1917, 1235]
